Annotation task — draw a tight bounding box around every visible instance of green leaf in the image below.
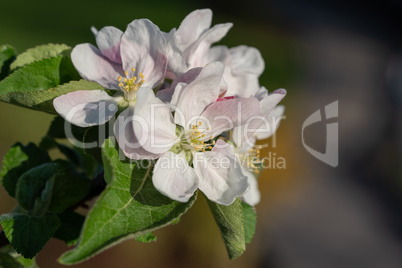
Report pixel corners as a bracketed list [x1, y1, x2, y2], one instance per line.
[1, 143, 51, 197]
[15, 161, 90, 215]
[0, 213, 60, 259]
[242, 202, 256, 244]
[47, 160, 91, 213]
[54, 211, 85, 246]
[10, 44, 70, 70]
[206, 198, 246, 260]
[16, 256, 39, 268]
[82, 124, 111, 165]
[0, 53, 96, 112]
[0, 56, 63, 95]
[59, 138, 197, 264]
[0, 45, 16, 80]
[134, 232, 157, 243]
[15, 163, 58, 214]
[0, 246, 39, 268]
[0, 252, 23, 268]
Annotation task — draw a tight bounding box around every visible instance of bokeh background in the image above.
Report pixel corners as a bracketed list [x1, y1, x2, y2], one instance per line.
[1, 0, 402, 267]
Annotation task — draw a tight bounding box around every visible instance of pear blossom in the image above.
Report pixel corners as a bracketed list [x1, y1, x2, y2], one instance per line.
[116, 62, 261, 205]
[53, 19, 167, 128]
[232, 88, 286, 206]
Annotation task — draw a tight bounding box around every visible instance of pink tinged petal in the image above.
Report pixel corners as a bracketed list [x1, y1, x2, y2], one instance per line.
[229, 46, 265, 76]
[164, 29, 187, 77]
[113, 106, 162, 160]
[53, 90, 118, 127]
[233, 90, 286, 145]
[120, 19, 167, 89]
[132, 87, 178, 154]
[175, 9, 212, 52]
[157, 67, 202, 103]
[171, 62, 225, 128]
[153, 151, 198, 202]
[186, 23, 233, 68]
[71, 44, 123, 89]
[200, 96, 260, 138]
[193, 140, 249, 206]
[260, 88, 287, 114]
[96, 26, 123, 64]
[240, 168, 260, 206]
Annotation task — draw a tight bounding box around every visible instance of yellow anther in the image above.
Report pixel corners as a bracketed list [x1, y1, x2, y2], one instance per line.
[125, 71, 128, 76]
[118, 76, 122, 82]
[202, 134, 205, 137]
[132, 67, 136, 72]
[213, 140, 216, 145]
[208, 146, 212, 150]
[119, 83, 124, 87]
[199, 121, 202, 126]
[202, 149, 206, 153]
[123, 78, 127, 82]
[210, 135, 213, 139]
[207, 127, 210, 130]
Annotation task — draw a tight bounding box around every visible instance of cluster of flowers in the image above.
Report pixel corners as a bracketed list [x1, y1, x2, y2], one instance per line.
[53, 9, 286, 206]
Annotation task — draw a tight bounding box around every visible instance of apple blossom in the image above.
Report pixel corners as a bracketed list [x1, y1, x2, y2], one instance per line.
[53, 19, 167, 127]
[115, 62, 261, 205]
[232, 88, 286, 206]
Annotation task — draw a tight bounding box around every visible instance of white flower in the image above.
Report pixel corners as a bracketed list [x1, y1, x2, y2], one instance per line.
[232, 88, 286, 206]
[119, 62, 261, 205]
[163, 9, 264, 99]
[53, 19, 167, 128]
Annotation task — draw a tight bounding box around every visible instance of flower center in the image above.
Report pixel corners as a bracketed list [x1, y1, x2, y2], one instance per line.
[117, 67, 145, 102]
[185, 121, 215, 153]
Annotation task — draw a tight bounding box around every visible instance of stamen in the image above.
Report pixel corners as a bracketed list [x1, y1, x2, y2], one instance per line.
[116, 67, 146, 101]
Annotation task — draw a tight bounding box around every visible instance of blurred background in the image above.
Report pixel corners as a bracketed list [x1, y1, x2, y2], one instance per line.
[1, 0, 402, 267]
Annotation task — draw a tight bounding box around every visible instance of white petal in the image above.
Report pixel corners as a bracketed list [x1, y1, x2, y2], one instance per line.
[96, 26, 123, 64]
[120, 19, 167, 89]
[241, 168, 260, 206]
[229, 46, 264, 76]
[132, 87, 178, 154]
[157, 67, 202, 103]
[222, 67, 260, 98]
[193, 140, 249, 205]
[71, 44, 123, 89]
[153, 151, 198, 202]
[171, 62, 224, 128]
[206, 45, 231, 64]
[164, 29, 187, 76]
[233, 94, 286, 146]
[113, 106, 161, 160]
[53, 90, 117, 127]
[186, 23, 233, 68]
[200, 96, 260, 138]
[254, 105, 285, 140]
[254, 86, 269, 100]
[175, 9, 212, 52]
